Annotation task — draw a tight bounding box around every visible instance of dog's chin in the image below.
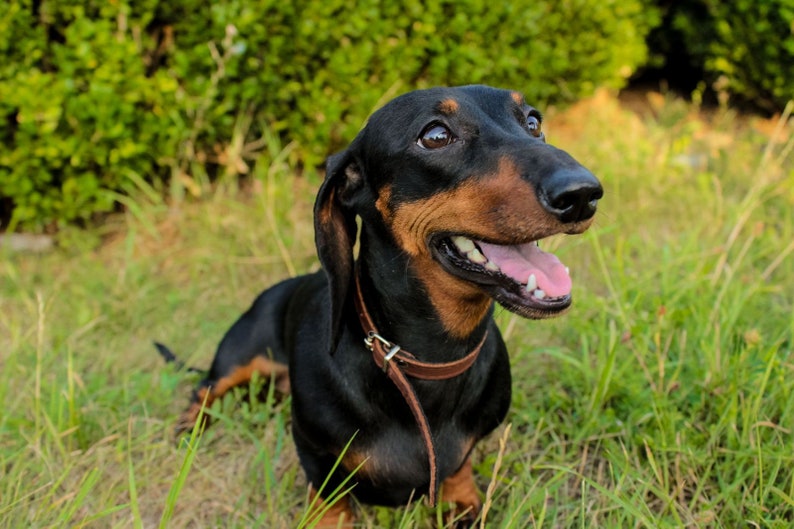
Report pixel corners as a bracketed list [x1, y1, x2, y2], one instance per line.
[430, 235, 573, 319]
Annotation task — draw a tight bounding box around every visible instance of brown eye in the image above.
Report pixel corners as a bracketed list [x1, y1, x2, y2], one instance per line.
[418, 123, 455, 149]
[526, 115, 542, 138]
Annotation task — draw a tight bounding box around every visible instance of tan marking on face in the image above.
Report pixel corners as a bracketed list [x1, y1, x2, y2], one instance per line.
[375, 184, 392, 222]
[409, 253, 493, 337]
[389, 158, 555, 256]
[384, 157, 583, 337]
[510, 91, 524, 106]
[439, 98, 460, 114]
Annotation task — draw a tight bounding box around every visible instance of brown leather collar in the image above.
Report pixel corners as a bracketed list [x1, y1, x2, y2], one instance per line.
[353, 272, 487, 506]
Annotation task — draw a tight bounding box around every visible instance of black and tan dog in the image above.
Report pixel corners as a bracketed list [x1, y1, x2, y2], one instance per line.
[163, 85, 602, 526]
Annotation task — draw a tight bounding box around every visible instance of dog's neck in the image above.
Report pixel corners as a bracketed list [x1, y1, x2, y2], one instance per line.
[355, 234, 493, 361]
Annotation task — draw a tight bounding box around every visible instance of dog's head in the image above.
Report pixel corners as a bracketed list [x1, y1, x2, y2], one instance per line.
[315, 85, 602, 349]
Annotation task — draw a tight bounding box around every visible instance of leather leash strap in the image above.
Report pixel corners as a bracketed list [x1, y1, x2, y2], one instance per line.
[353, 274, 486, 506]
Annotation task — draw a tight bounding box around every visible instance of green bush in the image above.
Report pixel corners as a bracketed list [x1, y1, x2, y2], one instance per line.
[0, 0, 658, 232]
[707, 1, 794, 111]
[649, 0, 794, 112]
[0, 1, 179, 231]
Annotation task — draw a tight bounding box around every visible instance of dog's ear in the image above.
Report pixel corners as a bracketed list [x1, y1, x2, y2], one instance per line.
[314, 147, 364, 354]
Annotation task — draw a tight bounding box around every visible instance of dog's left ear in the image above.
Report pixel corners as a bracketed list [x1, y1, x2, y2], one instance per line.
[314, 147, 364, 354]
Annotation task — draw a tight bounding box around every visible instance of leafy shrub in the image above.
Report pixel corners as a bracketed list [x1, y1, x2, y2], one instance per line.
[163, 0, 659, 161]
[707, 1, 794, 111]
[0, 1, 179, 231]
[0, 0, 658, 232]
[646, 1, 794, 112]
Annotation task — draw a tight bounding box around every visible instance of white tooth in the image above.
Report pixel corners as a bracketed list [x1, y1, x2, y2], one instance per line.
[565, 267, 570, 276]
[485, 261, 499, 272]
[468, 248, 487, 264]
[526, 274, 537, 291]
[452, 236, 475, 253]
[534, 289, 546, 300]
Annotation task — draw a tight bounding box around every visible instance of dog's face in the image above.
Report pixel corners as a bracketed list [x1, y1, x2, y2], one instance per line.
[316, 85, 602, 342]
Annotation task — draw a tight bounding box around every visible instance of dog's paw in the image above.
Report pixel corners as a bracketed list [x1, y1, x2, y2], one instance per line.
[445, 509, 477, 529]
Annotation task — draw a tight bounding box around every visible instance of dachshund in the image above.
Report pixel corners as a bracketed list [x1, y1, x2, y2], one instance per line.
[160, 85, 602, 526]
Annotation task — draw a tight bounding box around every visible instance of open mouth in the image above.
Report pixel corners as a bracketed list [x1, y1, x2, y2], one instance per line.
[432, 234, 573, 318]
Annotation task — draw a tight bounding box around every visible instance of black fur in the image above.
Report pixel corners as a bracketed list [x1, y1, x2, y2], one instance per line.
[162, 85, 602, 524]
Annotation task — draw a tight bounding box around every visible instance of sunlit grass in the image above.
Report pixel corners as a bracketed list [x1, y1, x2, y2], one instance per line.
[1, 92, 792, 527]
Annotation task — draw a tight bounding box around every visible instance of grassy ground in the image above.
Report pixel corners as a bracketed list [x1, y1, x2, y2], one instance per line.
[1, 91, 793, 528]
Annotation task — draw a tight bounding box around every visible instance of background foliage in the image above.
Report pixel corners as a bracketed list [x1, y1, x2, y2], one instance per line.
[3, 0, 657, 232]
[646, 0, 794, 112]
[2, 0, 793, 232]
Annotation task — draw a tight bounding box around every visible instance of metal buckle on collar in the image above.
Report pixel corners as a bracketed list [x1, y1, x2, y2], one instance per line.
[364, 331, 402, 372]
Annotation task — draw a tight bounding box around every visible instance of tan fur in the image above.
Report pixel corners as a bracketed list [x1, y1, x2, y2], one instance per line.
[441, 457, 482, 521]
[176, 357, 289, 431]
[378, 157, 594, 337]
[439, 98, 460, 114]
[308, 486, 356, 528]
[510, 91, 524, 106]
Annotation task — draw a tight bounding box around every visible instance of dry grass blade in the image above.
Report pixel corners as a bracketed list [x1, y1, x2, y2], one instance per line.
[480, 423, 512, 528]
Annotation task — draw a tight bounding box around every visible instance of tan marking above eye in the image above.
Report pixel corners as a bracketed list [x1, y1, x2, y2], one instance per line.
[438, 98, 460, 115]
[510, 91, 524, 106]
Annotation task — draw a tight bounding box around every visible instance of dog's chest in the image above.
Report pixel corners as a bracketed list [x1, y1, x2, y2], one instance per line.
[346, 421, 472, 492]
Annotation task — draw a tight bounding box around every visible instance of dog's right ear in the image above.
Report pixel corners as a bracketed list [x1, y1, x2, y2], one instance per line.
[314, 147, 364, 354]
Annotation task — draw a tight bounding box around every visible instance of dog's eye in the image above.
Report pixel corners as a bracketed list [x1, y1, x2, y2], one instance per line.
[525, 115, 542, 138]
[418, 124, 455, 149]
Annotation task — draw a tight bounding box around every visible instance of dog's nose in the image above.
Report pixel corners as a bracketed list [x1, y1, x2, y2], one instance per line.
[539, 167, 603, 223]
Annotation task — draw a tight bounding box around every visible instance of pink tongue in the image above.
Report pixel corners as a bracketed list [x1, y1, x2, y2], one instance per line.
[477, 241, 572, 298]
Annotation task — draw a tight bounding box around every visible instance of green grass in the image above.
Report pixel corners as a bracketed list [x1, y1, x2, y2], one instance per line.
[1, 92, 792, 528]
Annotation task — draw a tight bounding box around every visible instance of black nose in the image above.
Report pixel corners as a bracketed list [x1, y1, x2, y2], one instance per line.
[538, 167, 603, 223]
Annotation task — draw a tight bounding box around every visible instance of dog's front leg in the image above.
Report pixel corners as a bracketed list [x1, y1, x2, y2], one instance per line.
[441, 457, 481, 527]
[306, 486, 356, 528]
